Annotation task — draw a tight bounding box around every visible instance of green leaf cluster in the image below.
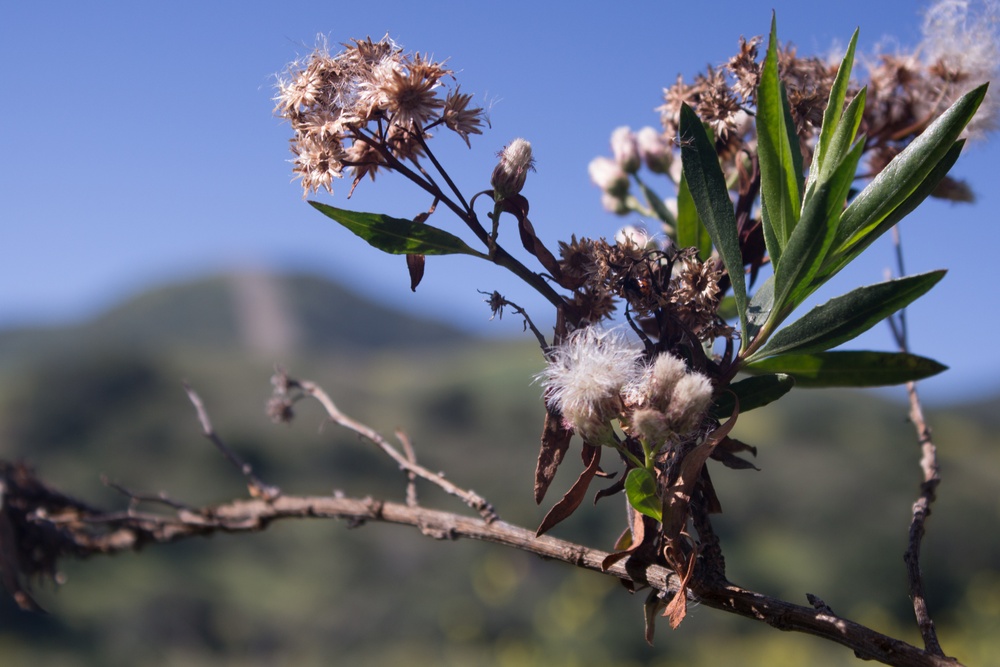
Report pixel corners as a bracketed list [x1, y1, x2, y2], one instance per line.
[680, 14, 987, 389]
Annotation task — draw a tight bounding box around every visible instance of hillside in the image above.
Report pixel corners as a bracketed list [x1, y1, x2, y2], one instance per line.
[0, 272, 997, 667]
[0, 271, 469, 369]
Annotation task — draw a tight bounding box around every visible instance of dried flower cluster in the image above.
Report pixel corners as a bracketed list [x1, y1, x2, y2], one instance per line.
[591, 0, 999, 213]
[556, 235, 725, 342]
[275, 35, 486, 196]
[537, 326, 713, 450]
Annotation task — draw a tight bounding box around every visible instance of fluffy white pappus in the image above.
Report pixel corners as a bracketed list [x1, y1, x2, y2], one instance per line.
[922, 0, 1000, 138]
[623, 351, 689, 411]
[537, 326, 641, 438]
[667, 371, 714, 433]
[615, 224, 651, 249]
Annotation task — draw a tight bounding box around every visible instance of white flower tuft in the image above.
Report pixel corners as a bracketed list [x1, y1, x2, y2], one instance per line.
[537, 326, 641, 441]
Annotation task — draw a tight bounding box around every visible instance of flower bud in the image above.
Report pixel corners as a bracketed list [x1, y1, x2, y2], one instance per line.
[601, 192, 629, 215]
[491, 138, 535, 200]
[636, 126, 673, 174]
[588, 156, 629, 198]
[610, 126, 641, 173]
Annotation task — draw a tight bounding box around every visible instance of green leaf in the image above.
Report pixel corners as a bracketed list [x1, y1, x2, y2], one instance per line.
[806, 29, 859, 195]
[679, 103, 748, 343]
[814, 88, 866, 190]
[817, 140, 964, 283]
[717, 295, 738, 321]
[676, 171, 712, 260]
[710, 373, 795, 418]
[310, 201, 488, 258]
[637, 178, 677, 229]
[748, 270, 945, 361]
[756, 14, 802, 252]
[778, 136, 866, 313]
[743, 351, 947, 387]
[625, 467, 663, 522]
[760, 199, 782, 267]
[746, 275, 775, 345]
[833, 84, 988, 253]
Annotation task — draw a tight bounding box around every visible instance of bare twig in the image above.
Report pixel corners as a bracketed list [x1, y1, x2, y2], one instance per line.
[293, 377, 499, 523]
[183, 383, 281, 502]
[889, 226, 945, 656]
[101, 476, 196, 513]
[396, 430, 419, 508]
[479, 290, 549, 350]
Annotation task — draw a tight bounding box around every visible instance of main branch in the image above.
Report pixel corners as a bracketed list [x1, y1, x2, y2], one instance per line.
[0, 462, 963, 667]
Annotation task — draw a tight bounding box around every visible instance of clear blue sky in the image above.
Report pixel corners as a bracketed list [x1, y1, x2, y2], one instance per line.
[2, 1, 998, 402]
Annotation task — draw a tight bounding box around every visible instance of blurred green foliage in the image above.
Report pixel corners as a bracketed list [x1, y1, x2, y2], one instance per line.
[0, 273, 997, 666]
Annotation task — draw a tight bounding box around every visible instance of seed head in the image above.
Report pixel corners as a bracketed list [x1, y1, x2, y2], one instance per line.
[491, 138, 535, 199]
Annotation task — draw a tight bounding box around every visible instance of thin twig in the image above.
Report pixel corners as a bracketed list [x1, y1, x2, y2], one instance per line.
[395, 430, 419, 508]
[889, 226, 945, 656]
[479, 291, 549, 350]
[296, 378, 499, 523]
[101, 476, 196, 513]
[183, 383, 281, 502]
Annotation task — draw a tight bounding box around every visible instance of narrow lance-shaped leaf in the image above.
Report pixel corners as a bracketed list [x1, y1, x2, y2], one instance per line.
[679, 103, 748, 344]
[833, 84, 988, 253]
[676, 170, 712, 260]
[780, 136, 866, 313]
[806, 28, 859, 195]
[817, 140, 964, 283]
[743, 351, 947, 388]
[710, 373, 795, 419]
[756, 13, 802, 253]
[771, 171, 839, 326]
[745, 274, 775, 347]
[747, 270, 946, 361]
[310, 201, 489, 258]
[637, 177, 677, 229]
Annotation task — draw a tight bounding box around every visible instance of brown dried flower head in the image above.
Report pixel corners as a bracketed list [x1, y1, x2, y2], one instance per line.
[276, 35, 486, 196]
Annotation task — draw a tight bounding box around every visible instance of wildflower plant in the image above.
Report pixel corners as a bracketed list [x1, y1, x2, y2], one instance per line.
[267, 7, 995, 663]
[4, 7, 998, 667]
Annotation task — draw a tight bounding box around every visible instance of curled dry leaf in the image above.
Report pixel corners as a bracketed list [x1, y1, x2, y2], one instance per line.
[535, 444, 601, 536]
[533, 408, 573, 504]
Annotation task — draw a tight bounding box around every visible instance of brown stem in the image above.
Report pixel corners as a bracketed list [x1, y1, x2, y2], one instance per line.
[902, 380, 944, 656]
[888, 226, 945, 655]
[3, 470, 962, 667]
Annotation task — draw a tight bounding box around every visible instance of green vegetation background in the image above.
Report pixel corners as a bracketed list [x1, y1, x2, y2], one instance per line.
[1, 274, 997, 666]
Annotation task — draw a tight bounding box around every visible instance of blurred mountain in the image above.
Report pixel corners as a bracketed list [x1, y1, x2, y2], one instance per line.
[0, 271, 469, 368]
[0, 272, 997, 667]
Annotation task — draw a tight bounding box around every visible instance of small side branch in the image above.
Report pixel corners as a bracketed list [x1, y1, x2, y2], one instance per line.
[888, 226, 945, 656]
[273, 371, 498, 523]
[184, 384, 280, 501]
[902, 381, 944, 656]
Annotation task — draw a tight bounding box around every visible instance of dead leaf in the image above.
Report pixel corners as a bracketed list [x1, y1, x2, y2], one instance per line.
[533, 409, 573, 504]
[536, 445, 601, 536]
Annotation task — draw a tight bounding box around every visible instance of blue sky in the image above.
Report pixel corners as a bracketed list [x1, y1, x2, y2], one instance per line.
[2, 1, 998, 402]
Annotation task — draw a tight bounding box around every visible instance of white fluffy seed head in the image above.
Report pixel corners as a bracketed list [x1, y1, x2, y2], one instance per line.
[667, 371, 714, 433]
[537, 326, 641, 441]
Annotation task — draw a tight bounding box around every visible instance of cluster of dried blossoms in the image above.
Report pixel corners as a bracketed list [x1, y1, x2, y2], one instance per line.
[275, 36, 486, 197]
[591, 0, 999, 213]
[537, 327, 713, 452]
